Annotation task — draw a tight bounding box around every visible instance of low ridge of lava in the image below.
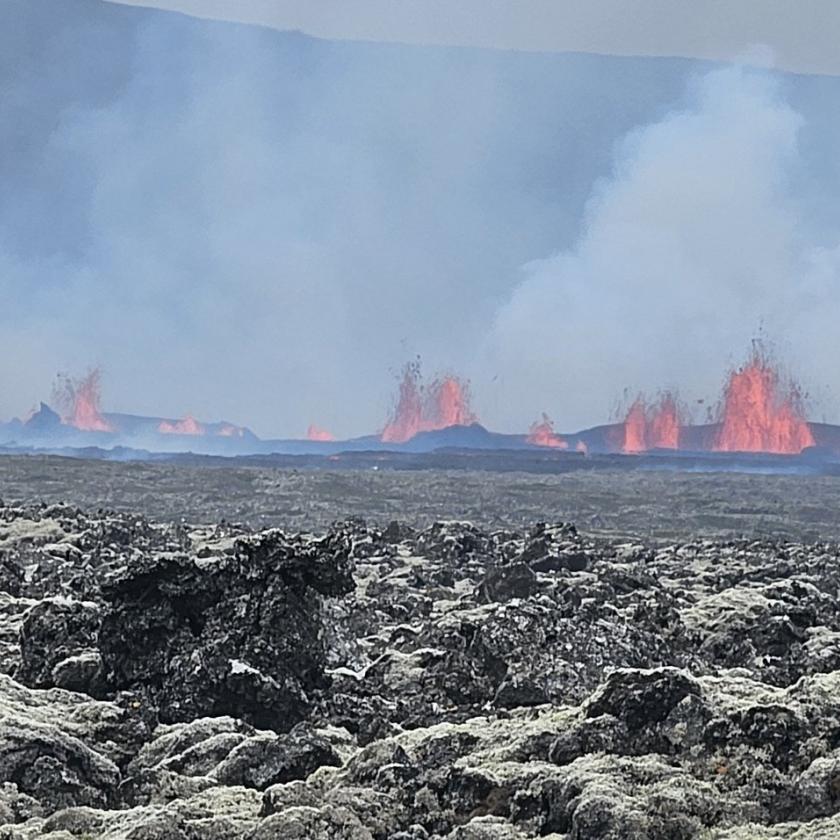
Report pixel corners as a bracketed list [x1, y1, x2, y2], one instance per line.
[1, 344, 830, 457]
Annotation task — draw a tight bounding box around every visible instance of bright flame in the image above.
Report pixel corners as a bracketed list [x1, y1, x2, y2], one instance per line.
[218, 424, 245, 437]
[648, 393, 681, 450]
[527, 413, 568, 448]
[307, 424, 335, 442]
[622, 399, 648, 454]
[53, 369, 114, 433]
[431, 376, 475, 428]
[381, 362, 476, 443]
[622, 393, 681, 453]
[714, 346, 814, 454]
[159, 415, 205, 436]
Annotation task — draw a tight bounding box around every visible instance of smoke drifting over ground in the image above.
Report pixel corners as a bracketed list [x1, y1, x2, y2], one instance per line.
[4, 0, 840, 436]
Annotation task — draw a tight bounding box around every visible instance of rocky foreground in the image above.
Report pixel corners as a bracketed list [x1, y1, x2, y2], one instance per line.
[1, 502, 840, 837]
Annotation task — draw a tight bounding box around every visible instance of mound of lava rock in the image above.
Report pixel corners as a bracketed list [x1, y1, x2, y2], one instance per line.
[3, 502, 840, 837]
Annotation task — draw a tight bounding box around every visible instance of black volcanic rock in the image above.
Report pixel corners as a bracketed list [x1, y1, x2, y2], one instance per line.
[17, 597, 105, 695]
[0, 554, 23, 597]
[519, 522, 590, 572]
[4, 498, 840, 835]
[98, 528, 355, 729]
[0, 673, 152, 813]
[477, 562, 539, 603]
[213, 723, 341, 790]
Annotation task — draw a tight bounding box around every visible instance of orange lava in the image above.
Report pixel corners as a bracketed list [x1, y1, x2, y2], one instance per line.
[159, 415, 205, 436]
[381, 362, 476, 443]
[648, 393, 681, 450]
[54, 369, 114, 433]
[433, 376, 475, 428]
[714, 348, 814, 454]
[622, 393, 681, 453]
[307, 424, 336, 442]
[622, 399, 648, 454]
[527, 413, 568, 448]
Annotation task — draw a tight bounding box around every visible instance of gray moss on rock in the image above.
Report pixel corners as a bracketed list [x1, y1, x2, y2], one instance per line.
[2, 500, 840, 837]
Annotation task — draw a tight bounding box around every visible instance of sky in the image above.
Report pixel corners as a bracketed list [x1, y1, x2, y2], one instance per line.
[4, 0, 840, 437]
[108, 0, 840, 76]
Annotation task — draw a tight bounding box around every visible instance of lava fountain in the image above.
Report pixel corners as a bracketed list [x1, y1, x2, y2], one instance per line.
[621, 393, 681, 453]
[527, 413, 568, 448]
[426, 376, 476, 428]
[381, 363, 424, 443]
[647, 393, 681, 450]
[622, 399, 649, 454]
[381, 362, 476, 443]
[714, 346, 814, 454]
[307, 424, 336, 442]
[53, 369, 114, 433]
[159, 415, 205, 436]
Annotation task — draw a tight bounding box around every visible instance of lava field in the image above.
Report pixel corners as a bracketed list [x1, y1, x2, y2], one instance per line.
[1, 481, 840, 838]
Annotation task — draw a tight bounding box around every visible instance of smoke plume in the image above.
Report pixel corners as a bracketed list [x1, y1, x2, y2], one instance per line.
[487, 66, 840, 431]
[3, 2, 840, 435]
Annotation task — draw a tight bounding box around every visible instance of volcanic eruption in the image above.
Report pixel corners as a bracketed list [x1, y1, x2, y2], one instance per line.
[12, 344, 824, 459]
[622, 393, 682, 453]
[527, 413, 568, 448]
[381, 362, 477, 443]
[52, 369, 114, 433]
[159, 415, 205, 436]
[713, 345, 814, 454]
[307, 424, 335, 442]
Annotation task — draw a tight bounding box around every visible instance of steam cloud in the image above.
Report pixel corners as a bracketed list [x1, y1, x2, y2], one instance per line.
[3, 1, 840, 436]
[487, 66, 840, 431]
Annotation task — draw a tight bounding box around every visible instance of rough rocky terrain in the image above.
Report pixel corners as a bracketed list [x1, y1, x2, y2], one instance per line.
[1, 494, 840, 837]
[3, 454, 840, 541]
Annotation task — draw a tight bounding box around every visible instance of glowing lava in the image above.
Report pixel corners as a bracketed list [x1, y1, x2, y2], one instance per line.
[432, 376, 475, 428]
[621, 393, 681, 453]
[307, 424, 335, 442]
[53, 370, 114, 433]
[381, 362, 476, 443]
[527, 413, 568, 448]
[159, 415, 205, 436]
[714, 347, 814, 454]
[622, 399, 649, 454]
[648, 393, 681, 450]
[381, 363, 423, 444]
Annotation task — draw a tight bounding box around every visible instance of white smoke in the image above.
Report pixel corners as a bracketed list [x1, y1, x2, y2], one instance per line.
[4, 3, 840, 438]
[483, 65, 840, 432]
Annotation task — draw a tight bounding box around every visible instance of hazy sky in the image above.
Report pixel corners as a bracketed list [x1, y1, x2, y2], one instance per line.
[107, 0, 840, 76]
[5, 0, 840, 438]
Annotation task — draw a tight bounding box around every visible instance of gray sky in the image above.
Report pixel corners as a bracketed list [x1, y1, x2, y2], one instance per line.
[107, 0, 840, 76]
[6, 0, 840, 435]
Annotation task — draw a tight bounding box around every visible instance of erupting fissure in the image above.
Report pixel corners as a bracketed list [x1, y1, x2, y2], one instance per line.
[307, 424, 335, 442]
[714, 347, 814, 454]
[27, 343, 819, 456]
[622, 393, 681, 454]
[53, 369, 114, 433]
[159, 415, 205, 436]
[527, 414, 568, 448]
[381, 362, 476, 443]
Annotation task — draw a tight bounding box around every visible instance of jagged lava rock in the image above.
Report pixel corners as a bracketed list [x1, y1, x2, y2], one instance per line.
[98, 528, 355, 728]
[2, 496, 840, 837]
